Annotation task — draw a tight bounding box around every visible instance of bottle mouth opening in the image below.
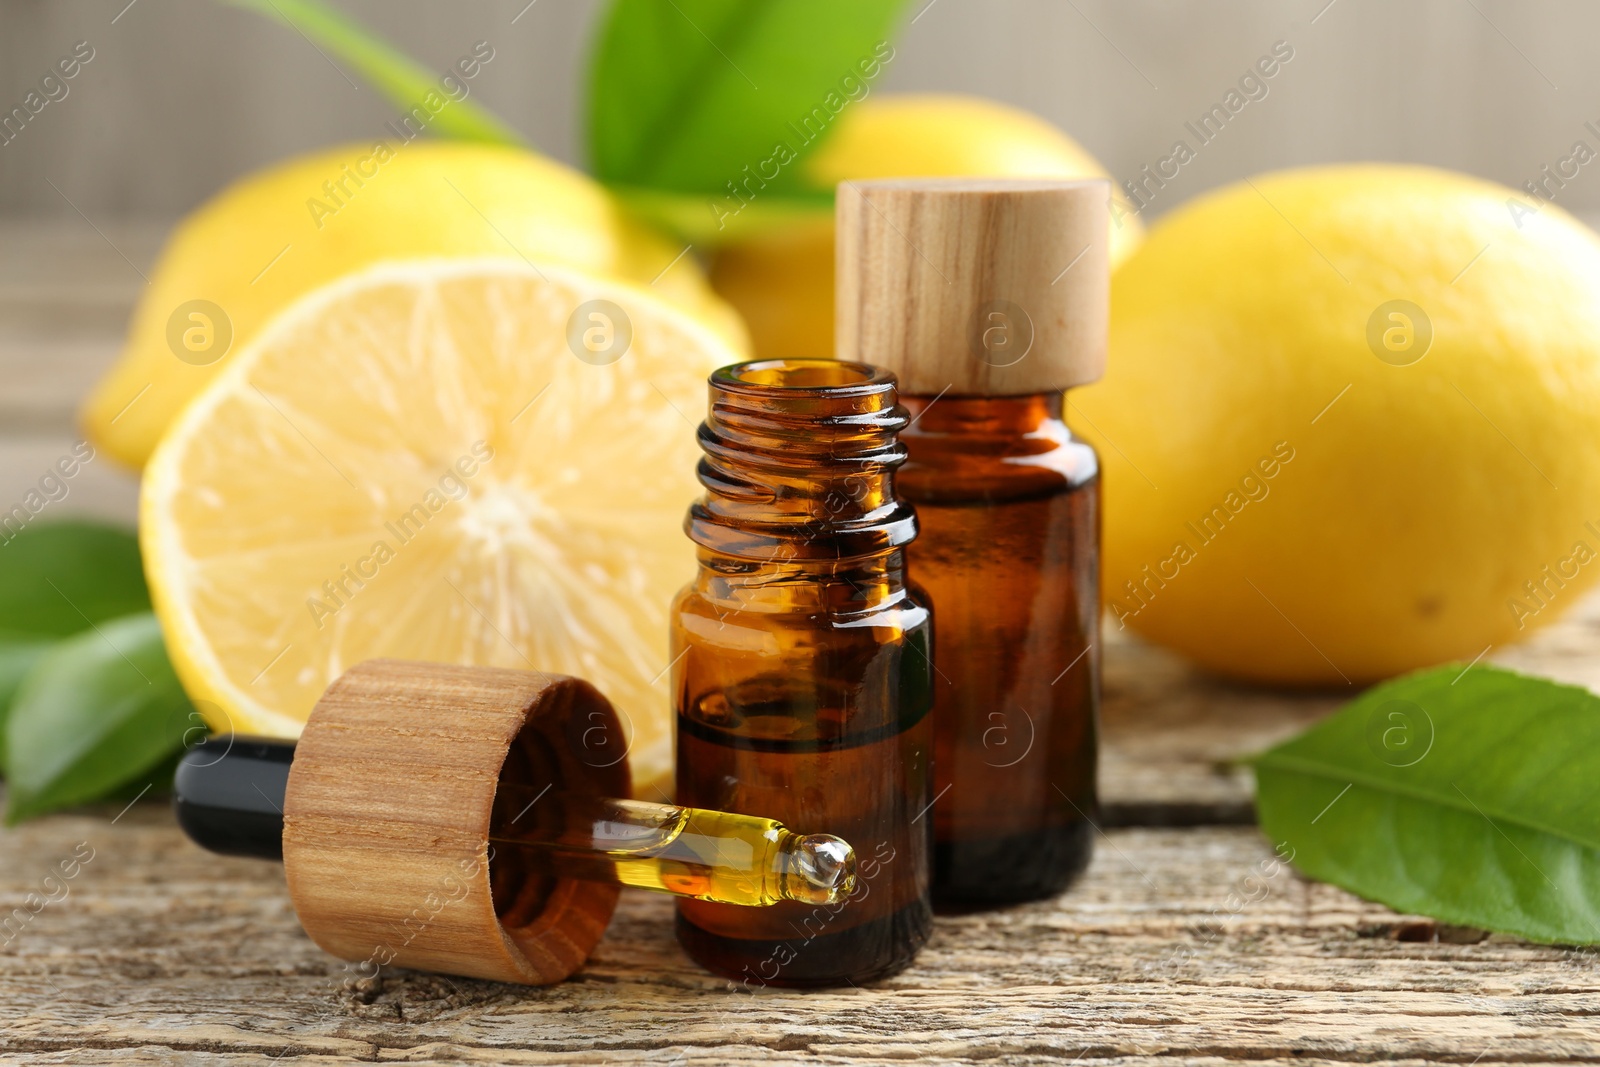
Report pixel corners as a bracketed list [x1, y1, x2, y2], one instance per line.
[693, 359, 915, 561]
[716, 359, 894, 395]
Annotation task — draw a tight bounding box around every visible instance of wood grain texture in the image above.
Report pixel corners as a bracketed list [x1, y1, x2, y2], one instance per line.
[2, 804, 1597, 1065]
[0, 222, 151, 524]
[285, 660, 630, 986]
[6, 603, 1600, 1064]
[835, 179, 1109, 396]
[1096, 586, 1600, 827]
[0, 436, 139, 527]
[0, 221, 155, 432]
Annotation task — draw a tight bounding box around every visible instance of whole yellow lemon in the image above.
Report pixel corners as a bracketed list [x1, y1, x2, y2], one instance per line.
[709, 93, 1142, 360]
[81, 140, 742, 468]
[1074, 164, 1600, 685]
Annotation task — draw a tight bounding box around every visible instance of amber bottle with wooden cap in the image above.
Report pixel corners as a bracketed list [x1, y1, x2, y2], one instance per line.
[672, 359, 934, 986]
[171, 659, 858, 985]
[837, 178, 1109, 906]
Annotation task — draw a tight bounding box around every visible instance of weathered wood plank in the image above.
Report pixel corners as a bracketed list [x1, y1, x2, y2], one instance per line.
[0, 804, 1595, 1065]
[1097, 588, 1600, 825]
[0, 436, 138, 525]
[0, 328, 126, 433]
[0, 221, 164, 293]
[0, 221, 153, 434]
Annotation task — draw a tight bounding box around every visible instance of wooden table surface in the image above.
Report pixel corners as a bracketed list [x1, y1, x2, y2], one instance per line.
[2, 222, 1598, 1065]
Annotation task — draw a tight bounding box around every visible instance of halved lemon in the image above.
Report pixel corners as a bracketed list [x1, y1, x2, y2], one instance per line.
[141, 259, 741, 796]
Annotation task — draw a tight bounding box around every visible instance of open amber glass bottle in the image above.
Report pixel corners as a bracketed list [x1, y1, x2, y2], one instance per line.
[672, 358, 934, 987]
[837, 178, 1111, 907]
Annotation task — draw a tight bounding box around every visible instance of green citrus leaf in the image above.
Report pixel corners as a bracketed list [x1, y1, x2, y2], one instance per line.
[0, 520, 150, 640]
[4, 613, 196, 824]
[610, 184, 831, 244]
[587, 0, 906, 202]
[1254, 664, 1600, 944]
[221, 0, 524, 145]
[0, 639, 54, 770]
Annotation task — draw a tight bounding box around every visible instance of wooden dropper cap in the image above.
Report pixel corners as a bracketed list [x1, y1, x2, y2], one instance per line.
[835, 178, 1110, 396]
[281, 660, 630, 985]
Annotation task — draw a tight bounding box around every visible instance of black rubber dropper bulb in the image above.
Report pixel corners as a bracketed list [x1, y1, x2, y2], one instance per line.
[172, 736, 293, 860]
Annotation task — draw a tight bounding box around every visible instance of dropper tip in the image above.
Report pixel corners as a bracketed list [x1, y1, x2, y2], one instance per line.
[787, 833, 858, 904]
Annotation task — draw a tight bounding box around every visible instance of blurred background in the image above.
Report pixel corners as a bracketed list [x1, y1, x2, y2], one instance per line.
[2, 0, 1594, 523]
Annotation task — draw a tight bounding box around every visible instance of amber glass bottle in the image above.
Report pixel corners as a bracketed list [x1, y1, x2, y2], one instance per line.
[836, 178, 1111, 907]
[898, 394, 1099, 902]
[672, 358, 934, 987]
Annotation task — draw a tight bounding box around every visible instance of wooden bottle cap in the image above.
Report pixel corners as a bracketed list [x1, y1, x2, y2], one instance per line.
[835, 178, 1110, 396]
[281, 660, 631, 986]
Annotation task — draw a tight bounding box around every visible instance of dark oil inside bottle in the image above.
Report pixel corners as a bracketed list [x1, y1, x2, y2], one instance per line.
[672, 358, 933, 986]
[899, 392, 1100, 906]
[676, 669, 932, 987]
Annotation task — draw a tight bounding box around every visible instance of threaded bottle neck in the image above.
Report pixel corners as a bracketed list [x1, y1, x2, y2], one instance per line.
[687, 359, 918, 562]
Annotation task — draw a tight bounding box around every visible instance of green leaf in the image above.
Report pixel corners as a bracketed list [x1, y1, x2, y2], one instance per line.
[587, 0, 906, 197]
[612, 184, 831, 244]
[0, 520, 150, 640]
[5, 613, 195, 824]
[1254, 664, 1600, 945]
[0, 639, 54, 769]
[221, 0, 524, 145]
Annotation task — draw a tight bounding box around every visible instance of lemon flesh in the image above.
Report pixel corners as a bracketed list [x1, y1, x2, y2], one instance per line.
[1075, 164, 1600, 684]
[142, 259, 739, 796]
[83, 141, 742, 469]
[709, 93, 1142, 361]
